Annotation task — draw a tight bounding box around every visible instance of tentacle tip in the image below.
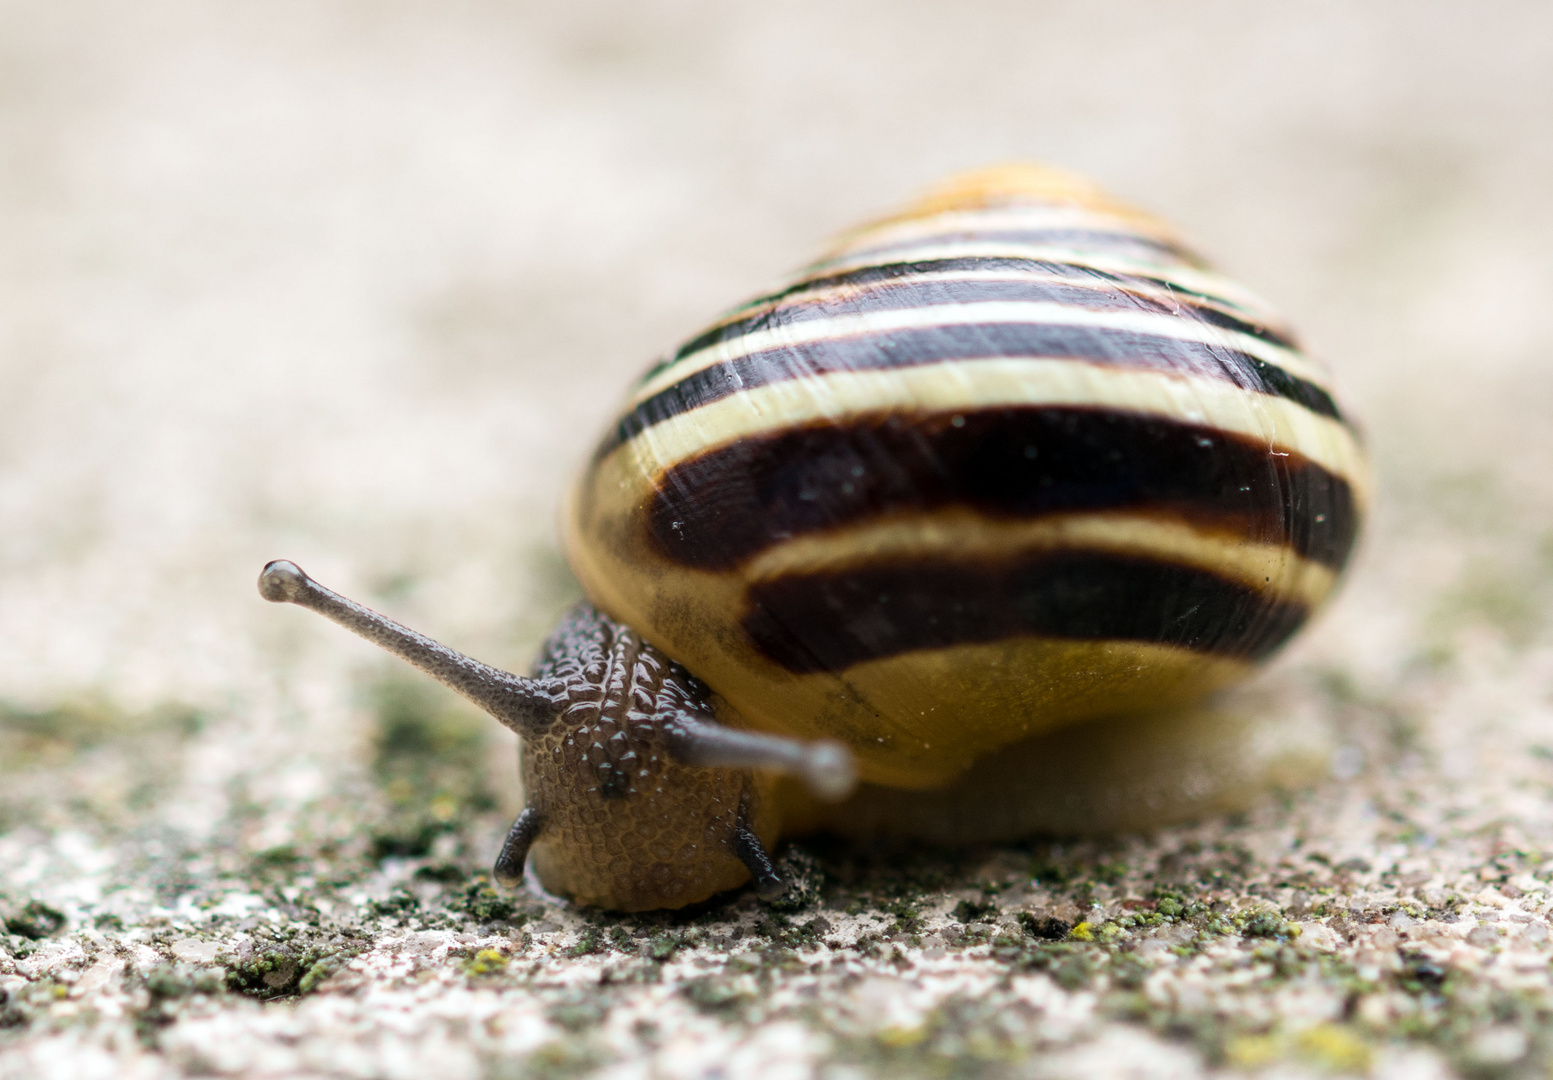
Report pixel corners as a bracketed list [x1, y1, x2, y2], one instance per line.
[803, 741, 858, 802]
[258, 559, 309, 603]
[493, 869, 525, 891]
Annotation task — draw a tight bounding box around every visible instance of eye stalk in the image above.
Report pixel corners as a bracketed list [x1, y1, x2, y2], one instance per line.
[258, 559, 562, 735]
[257, 559, 858, 799]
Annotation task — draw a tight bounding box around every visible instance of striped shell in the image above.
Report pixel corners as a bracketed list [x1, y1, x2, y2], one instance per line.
[566, 165, 1369, 791]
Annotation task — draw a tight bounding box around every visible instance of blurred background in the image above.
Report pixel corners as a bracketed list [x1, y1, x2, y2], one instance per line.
[3, 0, 1553, 919]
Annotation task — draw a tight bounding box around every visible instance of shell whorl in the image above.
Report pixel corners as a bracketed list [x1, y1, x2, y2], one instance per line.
[568, 164, 1369, 789]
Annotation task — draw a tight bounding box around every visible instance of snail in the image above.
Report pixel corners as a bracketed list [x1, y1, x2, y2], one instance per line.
[260, 165, 1368, 912]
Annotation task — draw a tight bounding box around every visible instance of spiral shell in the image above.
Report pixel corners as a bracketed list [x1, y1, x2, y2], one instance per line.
[567, 164, 1368, 790]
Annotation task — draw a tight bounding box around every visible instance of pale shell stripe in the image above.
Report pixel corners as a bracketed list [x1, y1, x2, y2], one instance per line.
[706, 266, 1298, 348]
[801, 241, 1280, 317]
[745, 510, 1338, 610]
[621, 357, 1371, 506]
[630, 298, 1334, 407]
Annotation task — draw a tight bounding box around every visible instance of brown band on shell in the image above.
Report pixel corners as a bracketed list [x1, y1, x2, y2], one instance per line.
[605, 318, 1342, 458]
[742, 548, 1310, 674]
[644, 406, 1359, 571]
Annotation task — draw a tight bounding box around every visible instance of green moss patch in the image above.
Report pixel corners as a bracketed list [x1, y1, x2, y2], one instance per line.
[223, 929, 365, 1000]
[367, 674, 498, 860]
[0, 899, 66, 940]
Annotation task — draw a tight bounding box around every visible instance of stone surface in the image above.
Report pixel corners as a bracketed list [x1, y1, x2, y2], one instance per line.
[5, 2, 1553, 1078]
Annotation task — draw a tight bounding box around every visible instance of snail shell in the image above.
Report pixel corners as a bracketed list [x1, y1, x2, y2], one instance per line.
[567, 164, 1368, 791]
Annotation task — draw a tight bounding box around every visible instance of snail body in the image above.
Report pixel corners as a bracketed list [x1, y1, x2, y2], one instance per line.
[262, 165, 1368, 911]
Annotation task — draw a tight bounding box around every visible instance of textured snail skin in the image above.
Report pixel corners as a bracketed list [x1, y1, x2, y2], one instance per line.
[568, 163, 1369, 797]
[518, 605, 783, 911]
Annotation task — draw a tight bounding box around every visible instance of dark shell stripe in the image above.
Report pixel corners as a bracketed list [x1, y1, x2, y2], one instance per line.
[634, 257, 1297, 392]
[767, 257, 1274, 324]
[644, 405, 1359, 571]
[804, 241, 1273, 311]
[603, 320, 1343, 458]
[661, 275, 1300, 376]
[742, 549, 1310, 674]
